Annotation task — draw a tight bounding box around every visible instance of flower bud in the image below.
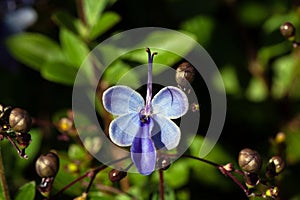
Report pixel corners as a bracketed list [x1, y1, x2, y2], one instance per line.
[9, 108, 32, 133]
[238, 148, 262, 173]
[244, 172, 260, 188]
[280, 22, 296, 41]
[57, 117, 73, 132]
[16, 132, 31, 149]
[268, 156, 285, 174]
[108, 169, 127, 182]
[36, 152, 60, 178]
[176, 62, 195, 92]
[265, 187, 279, 198]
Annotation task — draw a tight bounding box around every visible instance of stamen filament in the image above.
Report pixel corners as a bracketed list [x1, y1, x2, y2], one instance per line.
[145, 48, 157, 115]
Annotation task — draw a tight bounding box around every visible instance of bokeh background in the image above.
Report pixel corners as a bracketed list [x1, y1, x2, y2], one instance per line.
[0, 0, 300, 199]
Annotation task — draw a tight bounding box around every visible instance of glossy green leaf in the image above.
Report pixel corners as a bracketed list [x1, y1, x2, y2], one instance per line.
[14, 181, 36, 200]
[123, 31, 196, 67]
[5, 33, 64, 71]
[89, 12, 121, 40]
[83, 0, 109, 27]
[60, 28, 90, 68]
[52, 11, 79, 34]
[103, 60, 140, 87]
[41, 61, 78, 85]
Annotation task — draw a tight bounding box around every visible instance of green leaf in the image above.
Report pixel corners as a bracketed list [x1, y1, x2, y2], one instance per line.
[123, 31, 196, 67]
[41, 61, 78, 85]
[14, 181, 36, 200]
[246, 77, 268, 102]
[218, 65, 241, 96]
[52, 11, 79, 34]
[258, 42, 291, 68]
[83, 0, 110, 27]
[68, 144, 86, 160]
[151, 184, 176, 200]
[237, 2, 269, 26]
[180, 15, 215, 47]
[103, 60, 140, 87]
[272, 55, 298, 99]
[53, 153, 82, 196]
[60, 28, 90, 68]
[5, 33, 64, 71]
[89, 12, 121, 40]
[188, 135, 234, 189]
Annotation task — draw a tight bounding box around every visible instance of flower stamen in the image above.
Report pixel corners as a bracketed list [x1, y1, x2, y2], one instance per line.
[145, 48, 157, 115]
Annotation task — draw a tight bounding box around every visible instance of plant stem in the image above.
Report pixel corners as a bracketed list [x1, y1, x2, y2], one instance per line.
[159, 170, 165, 200]
[0, 146, 10, 200]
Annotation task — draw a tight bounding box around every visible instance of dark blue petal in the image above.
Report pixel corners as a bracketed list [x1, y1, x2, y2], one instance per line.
[131, 120, 156, 175]
[103, 85, 145, 116]
[109, 113, 140, 146]
[152, 86, 189, 119]
[152, 114, 181, 150]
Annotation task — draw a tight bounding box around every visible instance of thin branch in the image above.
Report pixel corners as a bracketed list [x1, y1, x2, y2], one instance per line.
[0, 146, 11, 200]
[49, 156, 130, 199]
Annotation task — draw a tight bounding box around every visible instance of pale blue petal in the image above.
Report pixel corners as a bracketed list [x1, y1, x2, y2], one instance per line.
[103, 85, 145, 116]
[109, 113, 140, 146]
[152, 114, 181, 150]
[152, 86, 189, 119]
[131, 119, 156, 175]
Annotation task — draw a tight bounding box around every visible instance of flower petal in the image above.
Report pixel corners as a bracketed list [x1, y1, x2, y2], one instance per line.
[152, 86, 189, 119]
[152, 114, 181, 150]
[131, 119, 156, 175]
[103, 85, 145, 116]
[109, 113, 140, 146]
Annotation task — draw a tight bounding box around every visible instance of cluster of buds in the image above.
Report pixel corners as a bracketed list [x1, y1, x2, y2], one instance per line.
[238, 148, 285, 198]
[0, 104, 32, 158]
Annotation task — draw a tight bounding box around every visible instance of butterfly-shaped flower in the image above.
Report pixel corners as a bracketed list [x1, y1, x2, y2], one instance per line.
[102, 49, 189, 175]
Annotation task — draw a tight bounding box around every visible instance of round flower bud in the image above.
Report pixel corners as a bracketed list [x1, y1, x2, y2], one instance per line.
[238, 148, 262, 173]
[269, 156, 285, 174]
[176, 62, 195, 91]
[9, 108, 32, 133]
[244, 172, 260, 188]
[265, 187, 279, 198]
[57, 117, 73, 132]
[16, 133, 31, 149]
[280, 22, 296, 41]
[108, 169, 127, 182]
[36, 152, 60, 178]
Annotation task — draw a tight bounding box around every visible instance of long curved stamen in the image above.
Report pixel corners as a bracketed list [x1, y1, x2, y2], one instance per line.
[145, 48, 157, 115]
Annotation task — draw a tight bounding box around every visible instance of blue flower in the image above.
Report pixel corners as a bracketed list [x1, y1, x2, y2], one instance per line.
[102, 49, 189, 175]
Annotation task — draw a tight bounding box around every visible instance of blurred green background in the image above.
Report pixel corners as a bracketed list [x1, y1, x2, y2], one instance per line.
[1, 0, 300, 199]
